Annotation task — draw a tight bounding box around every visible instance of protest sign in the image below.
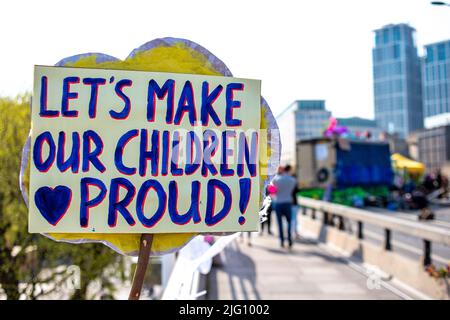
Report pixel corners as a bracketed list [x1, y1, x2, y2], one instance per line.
[29, 65, 261, 234]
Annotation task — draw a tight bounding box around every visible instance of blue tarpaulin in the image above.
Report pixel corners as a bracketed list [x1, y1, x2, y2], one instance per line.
[335, 142, 393, 188]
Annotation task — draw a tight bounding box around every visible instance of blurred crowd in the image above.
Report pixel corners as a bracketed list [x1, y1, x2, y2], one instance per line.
[390, 169, 449, 220]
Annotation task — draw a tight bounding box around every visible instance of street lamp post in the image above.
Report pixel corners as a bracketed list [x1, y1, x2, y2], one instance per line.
[431, 1, 450, 6]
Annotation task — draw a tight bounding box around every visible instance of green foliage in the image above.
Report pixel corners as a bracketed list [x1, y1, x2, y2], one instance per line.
[298, 186, 389, 206]
[297, 188, 324, 200]
[0, 95, 123, 300]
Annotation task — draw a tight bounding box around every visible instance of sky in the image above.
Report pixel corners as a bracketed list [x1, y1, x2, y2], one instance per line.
[1, 0, 449, 119]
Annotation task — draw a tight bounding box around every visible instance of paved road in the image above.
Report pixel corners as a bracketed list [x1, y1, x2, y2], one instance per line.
[207, 234, 409, 300]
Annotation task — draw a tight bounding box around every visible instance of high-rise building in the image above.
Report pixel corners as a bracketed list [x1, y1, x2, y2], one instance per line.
[422, 40, 450, 128]
[276, 100, 331, 166]
[372, 23, 423, 138]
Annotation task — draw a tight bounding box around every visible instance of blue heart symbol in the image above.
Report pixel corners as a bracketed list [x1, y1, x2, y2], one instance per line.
[35, 186, 72, 226]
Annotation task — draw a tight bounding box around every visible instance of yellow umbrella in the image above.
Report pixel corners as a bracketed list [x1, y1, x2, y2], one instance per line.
[391, 153, 426, 175]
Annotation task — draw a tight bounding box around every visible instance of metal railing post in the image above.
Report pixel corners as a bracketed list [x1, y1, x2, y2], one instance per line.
[423, 240, 432, 266]
[357, 221, 364, 239]
[323, 211, 329, 225]
[338, 216, 345, 231]
[384, 229, 392, 251]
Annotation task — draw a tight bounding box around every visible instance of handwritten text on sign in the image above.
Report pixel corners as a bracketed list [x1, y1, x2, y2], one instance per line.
[29, 66, 261, 233]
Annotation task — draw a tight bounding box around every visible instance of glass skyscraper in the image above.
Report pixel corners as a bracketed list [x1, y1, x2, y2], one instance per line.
[373, 23, 423, 138]
[422, 40, 450, 119]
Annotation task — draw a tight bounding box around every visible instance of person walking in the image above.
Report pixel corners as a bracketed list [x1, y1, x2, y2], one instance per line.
[239, 231, 252, 246]
[272, 165, 297, 249]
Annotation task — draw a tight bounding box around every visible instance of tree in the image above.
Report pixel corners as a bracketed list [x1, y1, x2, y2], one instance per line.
[0, 95, 123, 299]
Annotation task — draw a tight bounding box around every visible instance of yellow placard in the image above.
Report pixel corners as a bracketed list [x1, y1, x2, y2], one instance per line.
[29, 66, 261, 234]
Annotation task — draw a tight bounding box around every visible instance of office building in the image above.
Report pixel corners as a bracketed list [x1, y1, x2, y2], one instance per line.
[276, 100, 331, 166]
[373, 23, 423, 138]
[422, 40, 450, 128]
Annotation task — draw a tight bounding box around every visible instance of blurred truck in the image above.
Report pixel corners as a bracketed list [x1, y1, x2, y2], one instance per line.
[296, 138, 393, 189]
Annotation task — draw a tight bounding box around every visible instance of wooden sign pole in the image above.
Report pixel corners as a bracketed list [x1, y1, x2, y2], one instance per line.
[128, 233, 154, 300]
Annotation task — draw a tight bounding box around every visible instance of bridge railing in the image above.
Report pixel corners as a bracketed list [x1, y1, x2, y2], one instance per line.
[298, 196, 450, 266]
[161, 233, 240, 300]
